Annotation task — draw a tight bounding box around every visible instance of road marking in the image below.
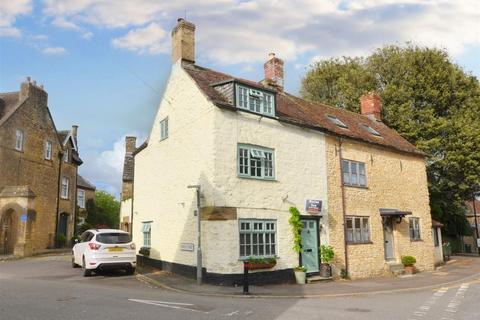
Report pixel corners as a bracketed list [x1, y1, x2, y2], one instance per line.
[440, 283, 469, 320]
[408, 287, 448, 319]
[128, 299, 208, 313]
[223, 310, 240, 316]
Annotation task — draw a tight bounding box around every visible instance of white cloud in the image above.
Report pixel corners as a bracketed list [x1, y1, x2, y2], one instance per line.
[41, 1, 480, 63]
[112, 22, 168, 55]
[42, 46, 67, 55]
[0, 0, 32, 37]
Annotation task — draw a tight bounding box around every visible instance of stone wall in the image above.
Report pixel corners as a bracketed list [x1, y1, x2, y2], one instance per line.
[325, 135, 435, 278]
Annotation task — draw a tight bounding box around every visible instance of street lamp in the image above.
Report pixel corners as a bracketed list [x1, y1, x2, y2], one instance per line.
[188, 185, 202, 285]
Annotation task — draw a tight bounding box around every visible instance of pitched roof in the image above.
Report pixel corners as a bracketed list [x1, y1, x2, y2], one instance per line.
[0, 92, 25, 127]
[182, 63, 424, 157]
[77, 175, 96, 190]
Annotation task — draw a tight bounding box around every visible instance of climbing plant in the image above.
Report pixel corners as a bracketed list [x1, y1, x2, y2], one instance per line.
[288, 207, 303, 253]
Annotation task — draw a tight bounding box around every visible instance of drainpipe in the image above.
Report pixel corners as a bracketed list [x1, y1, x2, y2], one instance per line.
[72, 165, 78, 238]
[338, 138, 349, 276]
[54, 150, 63, 248]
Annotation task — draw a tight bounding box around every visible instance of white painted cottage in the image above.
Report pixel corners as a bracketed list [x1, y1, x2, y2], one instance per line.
[132, 19, 330, 284]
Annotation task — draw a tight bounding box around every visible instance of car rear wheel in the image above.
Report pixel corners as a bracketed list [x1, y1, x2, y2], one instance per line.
[82, 257, 92, 277]
[125, 267, 136, 275]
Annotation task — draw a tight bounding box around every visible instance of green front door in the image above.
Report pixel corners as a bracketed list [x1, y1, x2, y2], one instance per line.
[300, 219, 319, 274]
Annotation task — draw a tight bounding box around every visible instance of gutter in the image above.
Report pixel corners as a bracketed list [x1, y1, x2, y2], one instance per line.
[338, 138, 349, 277]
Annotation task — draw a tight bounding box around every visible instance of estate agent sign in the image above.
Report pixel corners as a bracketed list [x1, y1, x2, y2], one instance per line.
[305, 199, 322, 215]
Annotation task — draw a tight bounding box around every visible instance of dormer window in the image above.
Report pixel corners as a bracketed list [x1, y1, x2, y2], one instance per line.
[361, 124, 381, 137]
[326, 115, 348, 129]
[235, 84, 275, 117]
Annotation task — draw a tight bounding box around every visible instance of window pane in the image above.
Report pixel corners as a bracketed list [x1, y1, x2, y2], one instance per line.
[347, 229, 354, 242]
[346, 218, 353, 229]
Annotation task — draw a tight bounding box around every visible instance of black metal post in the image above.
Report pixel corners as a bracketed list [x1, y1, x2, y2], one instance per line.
[472, 193, 479, 256]
[243, 261, 249, 295]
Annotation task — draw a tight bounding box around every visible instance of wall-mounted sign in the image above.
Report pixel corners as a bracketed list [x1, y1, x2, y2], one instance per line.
[305, 199, 322, 215]
[180, 243, 194, 252]
[20, 214, 27, 222]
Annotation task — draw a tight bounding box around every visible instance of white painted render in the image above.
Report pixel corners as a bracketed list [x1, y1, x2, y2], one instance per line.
[133, 63, 329, 274]
[120, 199, 132, 222]
[433, 227, 444, 265]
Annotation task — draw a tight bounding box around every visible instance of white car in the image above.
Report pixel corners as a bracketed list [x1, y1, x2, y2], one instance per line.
[72, 229, 136, 277]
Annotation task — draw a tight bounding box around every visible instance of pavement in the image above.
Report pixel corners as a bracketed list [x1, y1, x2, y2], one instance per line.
[139, 255, 480, 298]
[1, 254, 480, 319]
[0, 248, 71, 262]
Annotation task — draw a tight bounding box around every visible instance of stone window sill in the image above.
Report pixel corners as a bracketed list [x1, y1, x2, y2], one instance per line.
[347, 241, 373, 245]
[343, 184, 369, 190]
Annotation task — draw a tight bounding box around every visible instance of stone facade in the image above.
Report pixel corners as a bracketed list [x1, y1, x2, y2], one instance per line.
[0, 79, 84, 256]
[119, 136, 136, 232]
[325, 136, 435, 278]
[76, 175, 96, 226]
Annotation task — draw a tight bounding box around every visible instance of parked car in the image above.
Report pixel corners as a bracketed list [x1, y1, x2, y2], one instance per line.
[72, 229, 136, 277]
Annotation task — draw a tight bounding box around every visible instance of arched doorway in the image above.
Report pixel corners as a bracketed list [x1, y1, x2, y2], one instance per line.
[0, 209, 18, 255]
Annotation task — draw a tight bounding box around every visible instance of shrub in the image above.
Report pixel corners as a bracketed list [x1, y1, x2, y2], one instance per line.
[57, 234, 66, 247]
[401, 255, 417, 267]
[294, 265, 307, 272]
[320, 245, 335, 264]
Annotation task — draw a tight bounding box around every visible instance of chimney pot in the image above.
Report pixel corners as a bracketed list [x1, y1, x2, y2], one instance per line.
[71, 125, 78, 138]
[360, 92, 382, 121]
[26, 76, 31, 82]
[263, 53, 284, 91]
[171, 18, 196, 64]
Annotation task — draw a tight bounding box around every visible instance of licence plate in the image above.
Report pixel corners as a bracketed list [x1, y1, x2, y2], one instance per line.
[108, 247, 123, 252]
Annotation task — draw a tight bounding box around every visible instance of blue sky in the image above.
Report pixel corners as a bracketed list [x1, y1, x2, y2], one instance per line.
[1, 1, 479, 196]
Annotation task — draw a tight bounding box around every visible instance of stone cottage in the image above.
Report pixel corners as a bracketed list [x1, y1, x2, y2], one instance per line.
[0, 78, 84, 256]
[119, 136, 137, 233]
[131, 19, 435, 283]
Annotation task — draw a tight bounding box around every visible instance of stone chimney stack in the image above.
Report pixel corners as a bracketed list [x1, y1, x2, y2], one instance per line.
[125, 136, 137, 154]
[19, 77, 48, 106]
[264, 53, 284, 91]
[171, 18, 196, 64]
[71, 125, 78, 138]
[360, 92, 382, 121]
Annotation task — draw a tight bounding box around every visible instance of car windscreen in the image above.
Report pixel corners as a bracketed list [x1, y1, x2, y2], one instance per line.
[95, 233, 131, 244]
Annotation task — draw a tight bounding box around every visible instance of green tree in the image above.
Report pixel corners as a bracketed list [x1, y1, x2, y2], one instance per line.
[301, 44, 480, 235]
[85, 191, 120, 229]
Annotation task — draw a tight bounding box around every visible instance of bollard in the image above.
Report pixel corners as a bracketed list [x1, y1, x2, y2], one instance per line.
[243, 261, 249, 295]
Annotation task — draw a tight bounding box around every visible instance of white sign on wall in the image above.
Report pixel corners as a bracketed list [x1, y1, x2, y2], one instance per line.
[180, 243, 194, 252]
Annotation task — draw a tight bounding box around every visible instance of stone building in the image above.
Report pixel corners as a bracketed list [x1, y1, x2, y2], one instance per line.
[119, 136, 137, 233]
[131, 19, 435, 283]
[462, 198, 480, 254]
[76, 174, 96, 226]
[0, 78, 84, 256]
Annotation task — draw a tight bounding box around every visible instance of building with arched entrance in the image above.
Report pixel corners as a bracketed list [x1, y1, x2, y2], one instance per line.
[0, 78, 88, 256]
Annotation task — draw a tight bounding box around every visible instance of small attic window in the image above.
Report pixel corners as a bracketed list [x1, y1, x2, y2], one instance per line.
[235, 84, 275, 117]
[361, 124, 381, 137]
[326, 115, 348, 129]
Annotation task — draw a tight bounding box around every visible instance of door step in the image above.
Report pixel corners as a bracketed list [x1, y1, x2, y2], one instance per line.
[386, 261, 405, 276]
[306, 275, 333, 283]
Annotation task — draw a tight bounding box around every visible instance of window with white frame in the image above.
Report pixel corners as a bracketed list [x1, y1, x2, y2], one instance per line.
[15, 129, 24, 151]
[235, 84, 275, 117]
[44, 140, 52, 160]
[238, 144, 275, 180]
[77, 189, 85, 209]
[346, 216, 370, 243]
[142, 222, 152, 247]
[342, 159, 367, 187]
[239, 220, 276, 258]
[61, 177, 69, 199]
[409, 217, 421, 240]
[160, 117, 168, 140]
[63, 148, 69, 163]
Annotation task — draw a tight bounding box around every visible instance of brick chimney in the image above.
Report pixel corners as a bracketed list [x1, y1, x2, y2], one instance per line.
[171, 18, 196, 64]
[19, 77, 48, 106]
[125, 136, 137, 154]
[360, 92, 382, 121]
[263, 53, 284, 91]
[71, 125, 78, 138]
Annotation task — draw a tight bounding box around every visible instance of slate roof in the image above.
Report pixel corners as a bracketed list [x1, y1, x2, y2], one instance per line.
[0, 92, 24, 127]
[77, 175, 96, 190]
[182, 63, 424, 157]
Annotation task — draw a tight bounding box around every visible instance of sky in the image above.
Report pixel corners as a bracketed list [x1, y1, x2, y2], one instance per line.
[1, 0, 479, 197]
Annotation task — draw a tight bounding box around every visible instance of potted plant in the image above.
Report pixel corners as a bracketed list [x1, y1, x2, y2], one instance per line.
[139, 247, 150, 257]
[245, 257, 277, 270]
[319, 245, 334, 278]
[401, 255, 417, 274]
[294, 266, 307, 284]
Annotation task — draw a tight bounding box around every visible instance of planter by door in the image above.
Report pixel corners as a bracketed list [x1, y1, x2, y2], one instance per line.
[300, 218, 320, 274]
[319, 263, 332, 278]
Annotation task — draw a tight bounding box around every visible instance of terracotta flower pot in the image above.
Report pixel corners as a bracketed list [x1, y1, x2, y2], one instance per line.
[404, 265, 417, 274]
[245, 262, 276, 270]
